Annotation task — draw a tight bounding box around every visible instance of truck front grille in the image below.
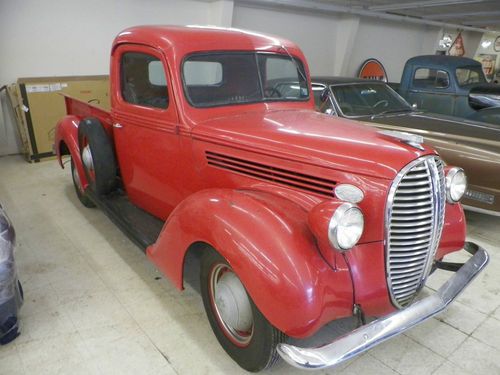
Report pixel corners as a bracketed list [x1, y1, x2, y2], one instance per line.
[386, 156, 446, 308]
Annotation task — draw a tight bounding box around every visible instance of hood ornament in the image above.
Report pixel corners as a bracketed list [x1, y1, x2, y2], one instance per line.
[378, 130, 425, 151]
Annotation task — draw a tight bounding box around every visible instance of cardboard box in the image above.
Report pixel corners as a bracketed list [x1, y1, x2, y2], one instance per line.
[9, 75, 109, 162]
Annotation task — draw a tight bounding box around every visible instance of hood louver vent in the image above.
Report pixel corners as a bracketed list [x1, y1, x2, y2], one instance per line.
[206, 151, 335, 197]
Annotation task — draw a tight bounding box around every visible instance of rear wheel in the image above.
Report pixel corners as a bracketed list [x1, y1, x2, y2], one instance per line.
[78, 117, 117, 196]
[71, 158, 95, 208]
[200, 248, 285, 372]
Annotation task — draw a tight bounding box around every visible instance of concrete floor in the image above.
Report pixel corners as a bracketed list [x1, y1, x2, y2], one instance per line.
[0, 154, 499, 375]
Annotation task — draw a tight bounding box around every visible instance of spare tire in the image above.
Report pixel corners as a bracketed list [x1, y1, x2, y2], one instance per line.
[78, 117, 117, 195]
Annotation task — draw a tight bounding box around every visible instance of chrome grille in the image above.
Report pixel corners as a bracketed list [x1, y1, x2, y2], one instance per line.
[386, 156, 446, 308]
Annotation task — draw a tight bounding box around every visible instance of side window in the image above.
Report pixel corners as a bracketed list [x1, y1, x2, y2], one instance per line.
[413, 68, 450, 89]
[121, 52, 169, 109]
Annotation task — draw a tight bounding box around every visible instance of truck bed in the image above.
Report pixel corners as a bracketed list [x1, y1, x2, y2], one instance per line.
[64, 95, 113, 127]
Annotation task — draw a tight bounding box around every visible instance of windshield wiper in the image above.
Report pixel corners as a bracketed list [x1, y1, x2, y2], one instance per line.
[371, 108, 412, 119]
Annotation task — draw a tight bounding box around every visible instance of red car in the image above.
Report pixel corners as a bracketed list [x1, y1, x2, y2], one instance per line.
[54, 26, 488, 372]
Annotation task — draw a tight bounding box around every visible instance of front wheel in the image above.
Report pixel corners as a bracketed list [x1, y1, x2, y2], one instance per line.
[200, 248, 286, 372]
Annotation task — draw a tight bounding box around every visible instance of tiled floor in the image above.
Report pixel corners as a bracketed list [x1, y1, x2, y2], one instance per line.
[0, 154, 499, 374]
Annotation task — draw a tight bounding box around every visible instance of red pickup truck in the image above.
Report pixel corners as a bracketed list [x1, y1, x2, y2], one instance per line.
[54, 26, 488, 372]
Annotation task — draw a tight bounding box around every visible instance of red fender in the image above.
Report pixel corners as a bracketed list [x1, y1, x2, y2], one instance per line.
[54, 115, 88, 189]
[147, 189, 354, 338]
[436, 203, 466, 259]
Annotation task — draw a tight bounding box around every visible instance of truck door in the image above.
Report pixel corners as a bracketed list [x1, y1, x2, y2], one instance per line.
[407, 67, 456, 115]
[111, 44, 182, 220]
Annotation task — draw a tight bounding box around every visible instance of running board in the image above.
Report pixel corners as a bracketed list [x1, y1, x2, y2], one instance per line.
[87, 190, 164, 252]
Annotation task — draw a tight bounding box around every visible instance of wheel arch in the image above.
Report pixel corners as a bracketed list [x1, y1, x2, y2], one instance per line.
[147, 188, 353, 338]
[54, 115, 89, 190]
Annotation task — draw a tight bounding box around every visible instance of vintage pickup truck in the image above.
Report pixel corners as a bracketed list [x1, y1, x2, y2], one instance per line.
[391, 55, 500, 124]
[54, 26, 488, 372]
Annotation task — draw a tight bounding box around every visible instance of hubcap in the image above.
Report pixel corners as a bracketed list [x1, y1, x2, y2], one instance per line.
[72, 164, 83, 192]
[209, 264, 254, 346]
[82, 145, 94, 175]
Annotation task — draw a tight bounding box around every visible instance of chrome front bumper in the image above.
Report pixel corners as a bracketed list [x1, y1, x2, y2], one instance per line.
[277, 242, 489, 370]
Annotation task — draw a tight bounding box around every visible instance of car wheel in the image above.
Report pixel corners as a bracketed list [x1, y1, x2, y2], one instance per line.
[200, 248, 286, 372]
[77, 117, 117, 196]
[71, 158, 96, 208]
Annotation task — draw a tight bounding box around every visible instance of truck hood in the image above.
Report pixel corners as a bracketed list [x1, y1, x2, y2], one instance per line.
[468, 84, 500, 110]
[193, 109, 434, 180]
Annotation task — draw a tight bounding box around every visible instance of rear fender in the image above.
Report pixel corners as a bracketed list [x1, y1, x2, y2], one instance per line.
[147, 189, 353, 338]
[55, 115, 88, 189]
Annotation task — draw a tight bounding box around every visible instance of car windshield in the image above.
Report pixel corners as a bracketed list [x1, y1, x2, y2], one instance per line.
[330, 83, 411, 117]
[456, 66, 487, 86]
[182, 52, 309, 107]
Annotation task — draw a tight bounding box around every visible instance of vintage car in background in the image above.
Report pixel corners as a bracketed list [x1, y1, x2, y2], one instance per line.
[0, 204, 23, 345]
[313, 77, 500, 216]
[388, 55, 500, 125]
[54, 26, 488, 371]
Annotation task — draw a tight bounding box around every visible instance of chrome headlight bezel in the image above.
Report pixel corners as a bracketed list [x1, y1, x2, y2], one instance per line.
[328, 203, 364, 251]
[446, 167, 467, 203]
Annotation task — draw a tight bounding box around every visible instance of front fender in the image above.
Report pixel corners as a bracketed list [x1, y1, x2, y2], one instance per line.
[55, 115, 88, 189]
[147, 189, 353, 338]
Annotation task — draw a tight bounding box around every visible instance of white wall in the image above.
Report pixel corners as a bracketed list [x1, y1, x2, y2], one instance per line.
[346, 17, 440, 81]
[232, 5, 339, 76]
[0, 0, 214, 155]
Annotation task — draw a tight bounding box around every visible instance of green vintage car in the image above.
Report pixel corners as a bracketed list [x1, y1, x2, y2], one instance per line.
[391, 55, 500, 125]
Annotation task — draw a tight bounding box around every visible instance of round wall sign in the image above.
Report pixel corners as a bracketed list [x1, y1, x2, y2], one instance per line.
[494, 36, 500, 52]
[358, 59, 388, 82]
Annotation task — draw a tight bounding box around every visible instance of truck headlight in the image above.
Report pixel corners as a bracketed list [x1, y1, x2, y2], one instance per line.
[446, 167, 467, 203]
[328, 203, 364, 250]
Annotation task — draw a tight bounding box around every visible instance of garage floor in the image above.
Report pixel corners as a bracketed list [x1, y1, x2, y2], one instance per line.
[0, 155, 499, 375]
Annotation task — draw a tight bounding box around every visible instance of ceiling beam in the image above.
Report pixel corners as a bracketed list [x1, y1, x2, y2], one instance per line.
[426, 10, 500, 20]
[236, 0, 500, 33]
[368, 0, 485, 12]
[463, 18, 500, 26]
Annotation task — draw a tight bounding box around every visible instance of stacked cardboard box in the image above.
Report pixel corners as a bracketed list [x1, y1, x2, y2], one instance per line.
[7, 75, 109, 162]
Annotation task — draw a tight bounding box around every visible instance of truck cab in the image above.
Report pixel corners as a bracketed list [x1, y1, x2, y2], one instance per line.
[54, 26, 488, 372]
[398, 55, 500, 120]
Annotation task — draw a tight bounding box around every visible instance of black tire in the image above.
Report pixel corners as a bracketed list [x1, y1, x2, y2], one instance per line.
[78, 117, 117, 195]
[200, 248, 286, 372]
[71, 158, 95, 208]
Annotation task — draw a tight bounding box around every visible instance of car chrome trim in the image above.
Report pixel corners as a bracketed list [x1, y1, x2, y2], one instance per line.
[276, 243, 489, 370]
[385, 156, 446, 308]
[462, 204, 500, 217]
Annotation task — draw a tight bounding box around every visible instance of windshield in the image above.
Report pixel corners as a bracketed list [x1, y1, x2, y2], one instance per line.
[182, 52, 309, 107]
[456, 66, 487, 86]
[330, 83, 411, 117]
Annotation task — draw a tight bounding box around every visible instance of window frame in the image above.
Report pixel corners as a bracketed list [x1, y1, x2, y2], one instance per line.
[180, 51, 310, 109]
[119, 51, 170, 110]
[412, 67, 451, 90]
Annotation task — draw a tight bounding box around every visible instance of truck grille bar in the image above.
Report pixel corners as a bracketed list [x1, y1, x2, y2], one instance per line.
[386, 156, 446, 308]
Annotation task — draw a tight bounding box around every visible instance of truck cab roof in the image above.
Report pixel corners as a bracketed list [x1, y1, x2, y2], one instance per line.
[405, 55, 482, 70]
[113, 25, 301, 56]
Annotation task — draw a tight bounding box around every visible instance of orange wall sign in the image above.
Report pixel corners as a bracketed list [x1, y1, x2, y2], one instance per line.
[358, 59, 388, 82]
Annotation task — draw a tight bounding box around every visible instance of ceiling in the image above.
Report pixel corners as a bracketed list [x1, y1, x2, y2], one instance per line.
[236, 0, 499, 33]
[318, 0, 500, 31]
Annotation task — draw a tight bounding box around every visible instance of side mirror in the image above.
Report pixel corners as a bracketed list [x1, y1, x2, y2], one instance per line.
[320, 88, 330, 103]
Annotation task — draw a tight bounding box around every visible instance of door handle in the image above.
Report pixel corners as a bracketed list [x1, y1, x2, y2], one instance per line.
[113, 123, 123, 129]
